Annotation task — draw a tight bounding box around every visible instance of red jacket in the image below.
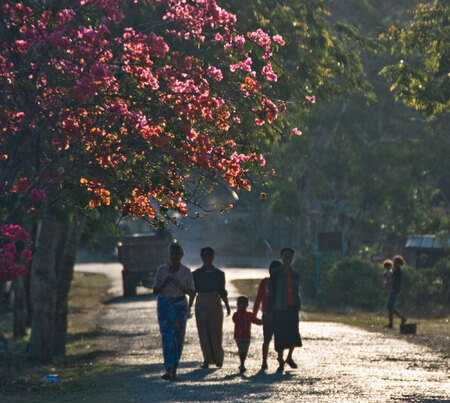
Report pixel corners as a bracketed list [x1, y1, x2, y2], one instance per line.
[232, 310, 262, 340]
[253, 277, 269, 315]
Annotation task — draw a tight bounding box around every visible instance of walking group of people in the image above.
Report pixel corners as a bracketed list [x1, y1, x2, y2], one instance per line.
[152, 243, 302, 381]
[382, 254, 407, 328]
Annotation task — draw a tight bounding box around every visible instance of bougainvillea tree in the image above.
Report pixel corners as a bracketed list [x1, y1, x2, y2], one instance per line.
[1, 0, 288, 282]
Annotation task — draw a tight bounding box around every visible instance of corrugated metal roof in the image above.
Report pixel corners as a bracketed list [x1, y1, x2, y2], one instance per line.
[405, 235, 450, 249]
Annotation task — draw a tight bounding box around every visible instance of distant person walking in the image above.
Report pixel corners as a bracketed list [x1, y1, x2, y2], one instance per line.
[386, 254, 407, 328]
[253, 259, 282, 371]
[153, 243, 195, 381]
[192, 247, 231, 369]
[267, 247, 302, 373]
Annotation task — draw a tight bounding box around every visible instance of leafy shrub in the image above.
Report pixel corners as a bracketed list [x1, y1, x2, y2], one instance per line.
[321, 258, 385, 311]
[293, 253, 336, 305]
[294, 254, 449, 316]
[398, 257, 450, 316]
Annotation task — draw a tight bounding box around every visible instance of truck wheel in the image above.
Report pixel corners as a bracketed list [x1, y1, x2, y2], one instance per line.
[122, 272, 136, 297]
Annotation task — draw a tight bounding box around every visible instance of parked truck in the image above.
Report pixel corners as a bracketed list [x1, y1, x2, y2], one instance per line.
[117, 230, 172, 297]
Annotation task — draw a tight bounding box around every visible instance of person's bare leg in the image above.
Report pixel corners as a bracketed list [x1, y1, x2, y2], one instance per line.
[285, 347, 297, 368]
[239, 352, 247, 372]
[388, 310, 394, 327]
[276, 350, 284, 372]
[261, 341, 269, 370]
[393, 309, 407, 323]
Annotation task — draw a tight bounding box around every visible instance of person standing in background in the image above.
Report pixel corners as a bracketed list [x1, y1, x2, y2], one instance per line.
[386, 254, 407, 328]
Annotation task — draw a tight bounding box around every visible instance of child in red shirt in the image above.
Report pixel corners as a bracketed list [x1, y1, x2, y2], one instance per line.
[232, 296, 262, 373]
[253, 259, 282, 371]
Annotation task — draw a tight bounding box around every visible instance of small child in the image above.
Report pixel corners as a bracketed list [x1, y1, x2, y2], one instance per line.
[232, 296, 262, 373]
[382, 259, 394, 292]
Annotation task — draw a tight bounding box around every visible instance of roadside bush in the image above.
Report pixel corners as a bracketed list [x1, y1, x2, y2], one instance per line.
[321, 258, 385, 311]
[398, 257, 450, 316]
[294, 253, 449, 316]
[293, 253, 337, 305]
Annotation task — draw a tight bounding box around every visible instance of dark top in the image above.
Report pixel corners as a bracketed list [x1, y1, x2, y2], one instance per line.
[193, 266, 228, 299]
[267, 266, 301, 312]
[390, 267, 402, 293]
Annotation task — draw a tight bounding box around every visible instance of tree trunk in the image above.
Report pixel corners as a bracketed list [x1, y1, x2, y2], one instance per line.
[53, 214, 86, 356]
[11, 276, 28, 339]
[27, 215, 59, 363]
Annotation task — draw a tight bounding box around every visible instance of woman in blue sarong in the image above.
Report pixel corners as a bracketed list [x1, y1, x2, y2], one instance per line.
[153, 243, 195, 381]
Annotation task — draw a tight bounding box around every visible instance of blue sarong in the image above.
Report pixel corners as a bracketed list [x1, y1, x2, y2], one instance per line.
[157, 295, 188, 372]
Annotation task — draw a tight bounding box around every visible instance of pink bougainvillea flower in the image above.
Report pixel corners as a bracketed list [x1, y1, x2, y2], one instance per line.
[30, 188, 46, 202]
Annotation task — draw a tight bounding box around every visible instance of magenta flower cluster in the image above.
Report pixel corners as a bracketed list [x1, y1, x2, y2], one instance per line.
[0, 225, 32, 282]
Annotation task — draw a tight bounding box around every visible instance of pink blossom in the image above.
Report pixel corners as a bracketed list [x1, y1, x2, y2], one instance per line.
[247, 29, 273, 59]
[20, 249, 33, 260]
[14, 39, 30, 53]
[1, 225, 29, 241]
[206, 65, 223, 81]
[258, 153, 266, 166]
[306, 95, 316, 104]
[30, 188, 46, 202]
[262, 62, 277, 82]
[293, 127, 302, 136]
[234, 35, 245, 53]
[230, 57, 253, 73]
[272, 35, 285, 46]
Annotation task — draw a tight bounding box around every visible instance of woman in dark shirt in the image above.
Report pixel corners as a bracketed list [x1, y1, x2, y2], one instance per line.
[192, 247, 231, 368]
[267, 247, 302, 373]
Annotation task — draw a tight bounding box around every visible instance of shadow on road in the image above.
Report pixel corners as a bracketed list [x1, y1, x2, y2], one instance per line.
[94, 360, 324, 402]
[104, 294, 157, 304]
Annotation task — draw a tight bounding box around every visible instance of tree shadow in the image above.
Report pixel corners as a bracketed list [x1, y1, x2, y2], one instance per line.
[103, 294, 157, 305]
[66, 329, 148, 344]
[94, 361, 324, 402]
[56, 349, 115, 365]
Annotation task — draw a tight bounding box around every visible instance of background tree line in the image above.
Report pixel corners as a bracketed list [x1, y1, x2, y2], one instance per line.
[221, 0, 449, 258]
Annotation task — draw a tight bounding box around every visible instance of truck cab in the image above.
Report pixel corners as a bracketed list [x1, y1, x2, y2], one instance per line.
[117, 230, 172, 297]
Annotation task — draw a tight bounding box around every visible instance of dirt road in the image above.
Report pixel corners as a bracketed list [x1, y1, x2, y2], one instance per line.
[76, 263, 449, 402]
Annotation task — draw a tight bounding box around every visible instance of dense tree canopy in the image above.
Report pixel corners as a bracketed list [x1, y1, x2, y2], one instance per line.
[0, 0, 288, 280]
[380, 0, 449, 119]
[224, 0, 449, 255]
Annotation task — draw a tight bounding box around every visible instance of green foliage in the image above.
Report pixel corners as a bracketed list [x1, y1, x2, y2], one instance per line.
[321, 258, 385, 310]
[294, 255, 449, 316]
[294, 255, 386, 311]
[226, 0, 370, 123]
[262, 0, 449, 251]
[380, 0, 450, 118]
[398, 257, 450, 315]
[293, 253, 341, 305]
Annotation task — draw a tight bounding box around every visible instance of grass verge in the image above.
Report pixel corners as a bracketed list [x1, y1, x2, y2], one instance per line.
[0, 272, 123, 402]
[232, 278, 450, 356]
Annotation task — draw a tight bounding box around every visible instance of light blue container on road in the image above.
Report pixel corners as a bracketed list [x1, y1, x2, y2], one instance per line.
[43, 374, 61, 383]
